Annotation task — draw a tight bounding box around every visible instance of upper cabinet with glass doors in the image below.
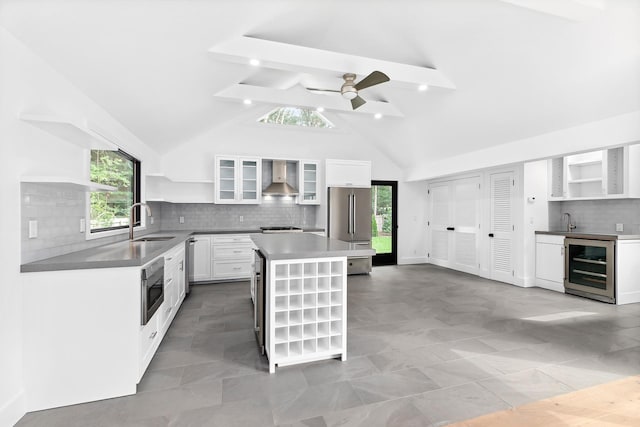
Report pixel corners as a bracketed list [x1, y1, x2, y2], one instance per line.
[298, 160, 320, 205]
[215, 156, 261, 204]
[548, 145, 640, 200]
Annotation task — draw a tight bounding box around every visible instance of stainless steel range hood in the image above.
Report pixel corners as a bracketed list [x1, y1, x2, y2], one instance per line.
[263, 160, 299, 196]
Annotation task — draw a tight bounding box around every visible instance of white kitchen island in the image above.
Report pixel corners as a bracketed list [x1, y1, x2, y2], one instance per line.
[251, 233, 374, 373]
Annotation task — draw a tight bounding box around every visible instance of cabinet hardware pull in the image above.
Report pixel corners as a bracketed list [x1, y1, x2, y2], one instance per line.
[446, 227, 455, 231]
[150, 331, 157, 339]
[488, 233, 494, 237]
[166, 257, 173, 261]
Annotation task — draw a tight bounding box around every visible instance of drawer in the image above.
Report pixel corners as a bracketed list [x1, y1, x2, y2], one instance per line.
[212, 260, 252, 279]
[213, 245, 254, 259]
[536, 234, 565, 245]
[212, 234, 252, 244]
[139, 314, 159, 372]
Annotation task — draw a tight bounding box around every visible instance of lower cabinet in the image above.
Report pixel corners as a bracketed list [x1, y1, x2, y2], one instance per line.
[212, 234, 254, 280]
[192, 233, 255, 282]
[535, 234, 565, 292]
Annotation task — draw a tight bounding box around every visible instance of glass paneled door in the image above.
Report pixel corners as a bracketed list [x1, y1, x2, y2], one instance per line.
[371, 181, 397, 266]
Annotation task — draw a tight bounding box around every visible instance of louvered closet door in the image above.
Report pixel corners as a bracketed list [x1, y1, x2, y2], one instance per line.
[428, 182, 452, 266]
[490, 172, 514, 283]
[452, 177, 480, 274]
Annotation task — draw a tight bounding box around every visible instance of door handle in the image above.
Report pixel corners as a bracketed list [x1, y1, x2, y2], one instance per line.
[446, 227, 455, 231]
[488, 233, 494, 237]
[352, 194, 357, 235]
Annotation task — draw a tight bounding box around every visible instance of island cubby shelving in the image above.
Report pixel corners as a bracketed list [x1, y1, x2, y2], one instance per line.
[266, 256, 347, 373]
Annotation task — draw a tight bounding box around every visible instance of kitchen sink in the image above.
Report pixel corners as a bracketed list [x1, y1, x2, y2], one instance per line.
[133, 236, 175, 242]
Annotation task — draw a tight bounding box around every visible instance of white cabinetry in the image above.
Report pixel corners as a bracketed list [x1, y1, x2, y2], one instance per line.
[22, 242, 189, 412]
[159, 244, 186, 335]
[325, 159, 371, 188]
[548, 145, 640, 200]
[267, 257, 347, 373]
[192, 234, 255, 282]
[215, 156, 262, 204]
[191, 235, 212, 282]
[212, 234, 254, 280]
[535, 234, 565, 293]
[298, 160, 321, 204]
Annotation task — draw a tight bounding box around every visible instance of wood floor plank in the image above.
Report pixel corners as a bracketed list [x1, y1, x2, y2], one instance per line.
[448, 375, 640, 427]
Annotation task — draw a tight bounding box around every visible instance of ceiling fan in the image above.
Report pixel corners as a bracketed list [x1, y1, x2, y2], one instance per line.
[307, 71, 390, 110]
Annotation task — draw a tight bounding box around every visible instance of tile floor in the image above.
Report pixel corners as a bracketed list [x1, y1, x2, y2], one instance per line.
[16, 264, 640, 426]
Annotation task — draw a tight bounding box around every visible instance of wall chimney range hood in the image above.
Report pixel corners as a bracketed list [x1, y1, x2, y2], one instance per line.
[263, 160, 299, 196]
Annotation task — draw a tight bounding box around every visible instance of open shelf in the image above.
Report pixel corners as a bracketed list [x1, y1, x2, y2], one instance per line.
[268, 257, 347, 372]
[20, 113, 119, 151]
[21, 176, 116, 192]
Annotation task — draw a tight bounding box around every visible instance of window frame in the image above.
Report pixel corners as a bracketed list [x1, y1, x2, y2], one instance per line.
[86, 149, 143, 239]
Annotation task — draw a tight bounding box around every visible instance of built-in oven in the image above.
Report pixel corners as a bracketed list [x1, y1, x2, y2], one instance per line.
[253, 249, 266, 354]
[564, 238, 615, 303]
[141, 258, 165, 325]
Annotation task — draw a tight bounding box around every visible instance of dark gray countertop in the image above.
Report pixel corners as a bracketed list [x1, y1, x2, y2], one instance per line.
[21, 227, 326, 273]
[251, 233, 375, 261]
[535, 230, 640, 240]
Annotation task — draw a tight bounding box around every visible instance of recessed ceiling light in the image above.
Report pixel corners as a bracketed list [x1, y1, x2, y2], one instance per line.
[243, 99, 252, 105]
[374, 113, 383, 120]
[249, 58, 260, 66]
[418, 84, 429, 92]
[316, 107, 325, 112]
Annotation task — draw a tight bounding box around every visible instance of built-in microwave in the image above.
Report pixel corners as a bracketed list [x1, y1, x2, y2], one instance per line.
[141, 258, 165, 325]
[564, 238, 615, 303]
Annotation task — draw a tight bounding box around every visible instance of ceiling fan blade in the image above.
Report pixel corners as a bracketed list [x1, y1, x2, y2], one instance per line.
[306, 87, 341, 94]
[351, 96, 366, 110]
[354, 71, 390, 91]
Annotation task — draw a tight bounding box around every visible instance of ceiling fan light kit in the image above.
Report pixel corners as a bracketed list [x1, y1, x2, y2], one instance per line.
[312, 70, 390, 110]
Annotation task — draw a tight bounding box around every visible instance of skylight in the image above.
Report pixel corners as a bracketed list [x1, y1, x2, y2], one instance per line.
[258, 106, 334, 129]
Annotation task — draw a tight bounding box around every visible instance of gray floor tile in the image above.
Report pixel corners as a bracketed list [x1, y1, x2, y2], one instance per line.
[412, 382, 510, 426]
[477, 368, 573, 407]
[322, 397, 431, 427]
[419, 357, 503, 388]
[301, 357, 379, 386]
[168, 396, 274, 427]
[16, 266, 640, 426]
[349, 368, 441, 405]
[269, 380, 363, 425]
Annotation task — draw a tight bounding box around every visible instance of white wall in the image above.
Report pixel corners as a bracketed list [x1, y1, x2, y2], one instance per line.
[522, 160, 550, 286]
[408, 110, 640, 181]
[0, 26, 159, 425]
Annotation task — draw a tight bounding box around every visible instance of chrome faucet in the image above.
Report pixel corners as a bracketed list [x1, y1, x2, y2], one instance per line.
[129, 202, 152, 240]
[562, 212, 577, 232]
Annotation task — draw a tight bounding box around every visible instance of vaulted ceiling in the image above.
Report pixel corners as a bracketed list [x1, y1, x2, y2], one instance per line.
[1, 0, 639, 175]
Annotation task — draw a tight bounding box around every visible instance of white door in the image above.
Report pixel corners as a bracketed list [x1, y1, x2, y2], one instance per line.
[452, 177, 480, 274]
[428, 182, 452, 266]
[489, 172, 515, 283]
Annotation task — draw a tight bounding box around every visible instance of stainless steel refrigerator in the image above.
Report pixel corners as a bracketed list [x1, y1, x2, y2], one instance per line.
[327, 187, 372, 275]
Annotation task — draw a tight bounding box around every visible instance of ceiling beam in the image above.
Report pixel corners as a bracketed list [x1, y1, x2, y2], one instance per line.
[209, 36, 455, 90]
[214, 84, 404, 118]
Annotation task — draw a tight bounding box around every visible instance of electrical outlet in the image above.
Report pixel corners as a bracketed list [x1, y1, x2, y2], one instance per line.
[239, 215, 244, 222]
[28, 220, 38, 238]
[179, 216, 184, 224]
[616, 223, 624, 232]
[80, 218, 85, 233]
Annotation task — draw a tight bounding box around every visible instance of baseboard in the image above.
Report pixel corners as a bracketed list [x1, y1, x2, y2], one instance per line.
[398, 256, 428, 265]
[0, 389, 26, 427]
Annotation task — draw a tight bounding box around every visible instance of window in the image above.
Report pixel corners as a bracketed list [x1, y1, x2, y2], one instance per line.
[89, 149, 141, 233]
[258, 106, 334, 128]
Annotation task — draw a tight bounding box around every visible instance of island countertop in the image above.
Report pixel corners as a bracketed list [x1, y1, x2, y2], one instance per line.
[251, 233, 375, 261]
